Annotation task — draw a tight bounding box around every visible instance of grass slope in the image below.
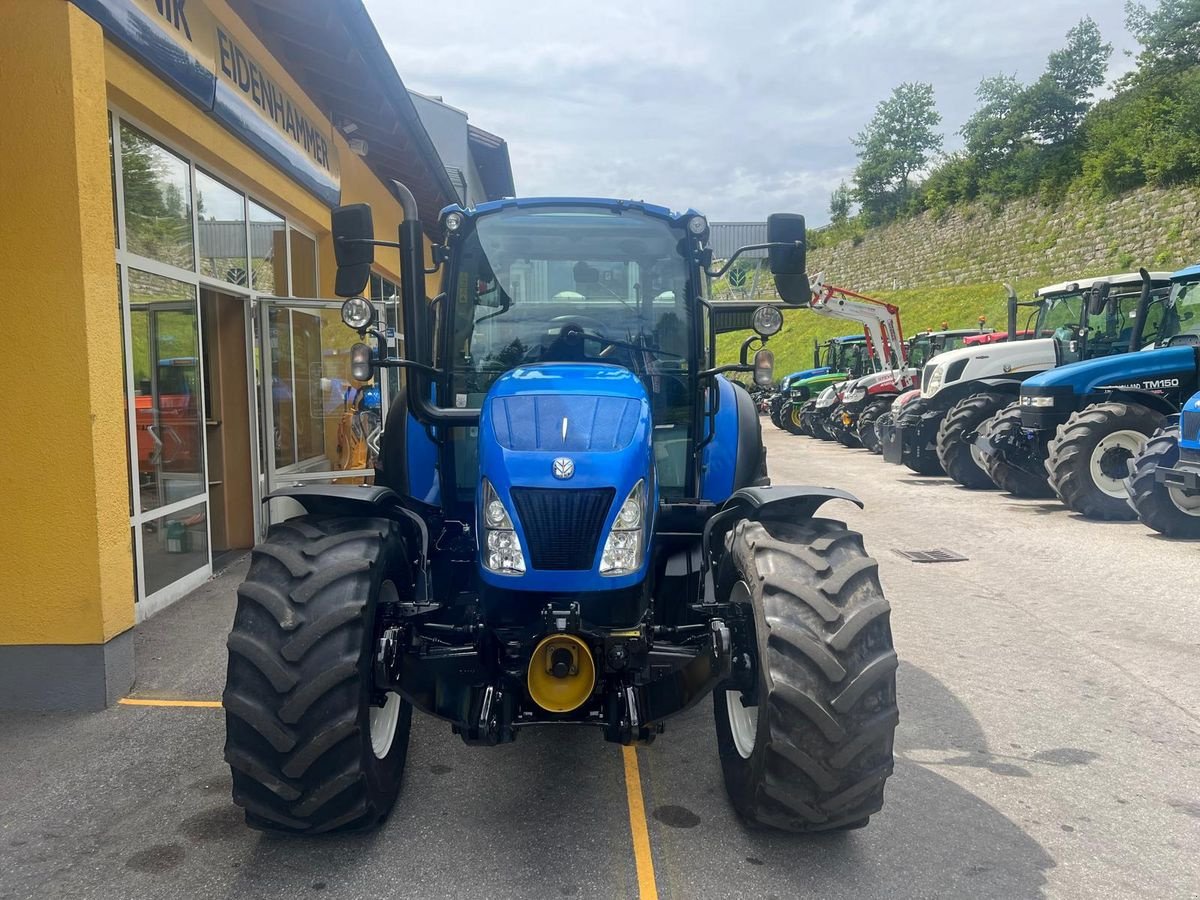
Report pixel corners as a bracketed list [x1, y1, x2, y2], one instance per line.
[716, 279, 1046, 376]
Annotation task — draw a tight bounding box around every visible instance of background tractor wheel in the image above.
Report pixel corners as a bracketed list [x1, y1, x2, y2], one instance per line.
[713, 517, 897, 832]
[937, 392, 1008, 489]
[832, 407, 862, 448]
[858, 398, 893, 454]
[223, 516, 412, 834]
[977, 403, 1055, 498]
[781, 404, 806, 435]
[1046, 401, 1164, 520]
[1125, 424, 1200, 536]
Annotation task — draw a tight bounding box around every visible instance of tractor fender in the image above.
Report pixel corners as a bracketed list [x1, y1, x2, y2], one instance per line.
[265, 485, 430, 594]
[702, 485, 863, 577]
[1095, 389, 1179, 418]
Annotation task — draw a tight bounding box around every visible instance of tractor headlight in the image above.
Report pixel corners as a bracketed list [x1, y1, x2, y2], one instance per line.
[1021, 395, 1055, 408]
[816, 387, 838, 409]
[686, 215, 708, 236]
[341, 296, 375, 330]
[844, 386, 866, 403]
[600, 480, 645, 576]
[925, 363, 946, 396]
[481, 480, 525, 575]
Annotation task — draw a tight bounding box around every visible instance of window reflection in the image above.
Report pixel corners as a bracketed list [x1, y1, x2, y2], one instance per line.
[142, 501, 209, 596]
[128, 269, 205, 513]
[120, 123, 194, 269]
[197, 171, 248, 285]
[251, 201, 287, 294]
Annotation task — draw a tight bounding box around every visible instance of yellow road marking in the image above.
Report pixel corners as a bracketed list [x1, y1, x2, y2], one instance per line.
[118, 698, 223, 708]
[621, 744, 659, 900]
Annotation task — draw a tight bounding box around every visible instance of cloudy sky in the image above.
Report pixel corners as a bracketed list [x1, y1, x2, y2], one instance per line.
[363, 1, 1139, 226]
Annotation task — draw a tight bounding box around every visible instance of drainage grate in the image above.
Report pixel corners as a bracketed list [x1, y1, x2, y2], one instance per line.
[893, 548, 969, 563]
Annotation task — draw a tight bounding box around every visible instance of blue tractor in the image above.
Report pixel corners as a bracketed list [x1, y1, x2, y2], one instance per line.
[976, 266, 1200, 518]
[1126, 388, 1200, 537]
[222, 188, 898, 835]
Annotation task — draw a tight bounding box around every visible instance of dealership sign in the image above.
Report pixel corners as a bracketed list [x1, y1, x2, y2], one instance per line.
[74, 0, 341, 206]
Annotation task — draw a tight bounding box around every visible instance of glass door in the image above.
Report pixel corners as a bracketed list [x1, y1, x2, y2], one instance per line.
[257, 298, 388, 527]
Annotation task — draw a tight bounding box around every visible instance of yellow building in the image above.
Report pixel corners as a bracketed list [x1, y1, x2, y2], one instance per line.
[0, 0, 510, 709]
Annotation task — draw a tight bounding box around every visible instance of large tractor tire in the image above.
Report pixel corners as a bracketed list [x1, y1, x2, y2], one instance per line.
[781, 403, 806, 436]
[1046, 401, 1164, 520]
[223, 516, 412, 834]
[714, 517, 897, 832]
[1126, 425, 1200, 537]
[937, 392, 1008, 489]
[809, 404, 835, 441]
[977, 403, 1055, 498]
[858, 398, 893, 455]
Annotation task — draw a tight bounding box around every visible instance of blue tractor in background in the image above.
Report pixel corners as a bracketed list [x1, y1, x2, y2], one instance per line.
[1127, 388, 1200, 537]
[977, 266, 1200, 518]
[222, 187, 898, 835]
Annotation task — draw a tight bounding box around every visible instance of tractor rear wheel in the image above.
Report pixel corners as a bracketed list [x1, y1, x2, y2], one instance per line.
[977, 403, 1055, 497]
[858, 398, 893, 454]
[937, 392, 1008, 489]
[1125, 424, 1200, 536]
[223, 516, 412, 834]
[1046, 401, 1163, 520]
[713, 517, 897, 832]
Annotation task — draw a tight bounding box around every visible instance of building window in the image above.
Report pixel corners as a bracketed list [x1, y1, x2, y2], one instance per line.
[120, 122, 194, 270]
[250, 200, 287, 294]
[289, 229, 318, 297]
[197, 170, 248, 286]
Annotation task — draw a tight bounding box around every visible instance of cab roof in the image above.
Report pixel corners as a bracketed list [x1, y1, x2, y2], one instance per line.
[1035, 271, 1173, 297]
[442, 197, 701, 224]
[1171, 263, 1200, 282]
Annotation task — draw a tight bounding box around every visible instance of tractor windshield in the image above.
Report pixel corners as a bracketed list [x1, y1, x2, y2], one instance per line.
[444, 205, 698, 499]
[1034, 292, 1088, 362]
[908, 337, 933, 369]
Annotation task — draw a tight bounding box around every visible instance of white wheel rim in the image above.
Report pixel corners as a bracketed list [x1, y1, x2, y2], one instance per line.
[726, 691, 758, 759]
[969, 442, 987, 470]
[370, 692, 402, 759]
[1089, 430, 1148, 498]
[369, 580, 401, 759]
[726, 580, 757, 759]
[1167, 485, 1200, 515]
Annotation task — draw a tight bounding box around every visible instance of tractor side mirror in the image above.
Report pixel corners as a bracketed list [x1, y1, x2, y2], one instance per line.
[332, 203, 375, 297]
[766, 213, 807, 303]
[753, 348, 775, 386]
[1087, 283, 1111, 317]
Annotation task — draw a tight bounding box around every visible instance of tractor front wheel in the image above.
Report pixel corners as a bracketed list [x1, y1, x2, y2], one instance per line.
[713, 517, 897, 832]
[1125, 425, 1200, 536]
[1046, 401, 1163, 520]
[223, 516, 412, 834]
[832, 407, 862, 448]
[937, 393, 1008, 489]
[781, 403, 806, 436]
[977, 403, 1055, 498]
[858, 398, 893, 454]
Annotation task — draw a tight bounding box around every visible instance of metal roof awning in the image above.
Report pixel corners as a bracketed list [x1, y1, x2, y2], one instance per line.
[468, 124, 515, 201]
[226, 0, 460, 238]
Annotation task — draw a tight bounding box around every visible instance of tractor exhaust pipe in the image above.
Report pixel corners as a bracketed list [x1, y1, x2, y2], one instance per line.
[1005, 283, 1018, 341]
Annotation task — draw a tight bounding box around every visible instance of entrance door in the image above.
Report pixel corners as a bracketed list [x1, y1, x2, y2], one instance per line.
[256, 298, 389, 527]
[126, 270, 211, 618]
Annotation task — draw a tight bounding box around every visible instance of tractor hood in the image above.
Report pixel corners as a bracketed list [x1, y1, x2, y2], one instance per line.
[1020, 345, 1198, 413]
[921, 338, 1057, 400]
[783, 366, 832, 387]
[477, 363, 655, 592]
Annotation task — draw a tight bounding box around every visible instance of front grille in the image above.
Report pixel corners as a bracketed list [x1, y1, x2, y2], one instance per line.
[1183, 410, 1200, 445]
[511, 487, 615, 570]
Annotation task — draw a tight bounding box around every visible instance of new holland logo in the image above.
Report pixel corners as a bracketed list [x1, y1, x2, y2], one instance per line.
[552, 457, 575, 480]
[1103, 378, 1181, 391]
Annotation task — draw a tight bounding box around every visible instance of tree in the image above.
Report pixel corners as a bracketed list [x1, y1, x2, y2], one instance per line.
[1024, 17, 1112, 145]
[1126, 0, 1200, 79]
[829, 181, 852, 225]
[852, 83, 943, 224]
[961, 74, 1025, 165]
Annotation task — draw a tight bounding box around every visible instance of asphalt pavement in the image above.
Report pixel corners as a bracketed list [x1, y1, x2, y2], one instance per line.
[1, 427, 1198, 899]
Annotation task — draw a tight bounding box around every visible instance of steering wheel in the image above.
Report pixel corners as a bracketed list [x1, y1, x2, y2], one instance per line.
[548, 315, 610, 337]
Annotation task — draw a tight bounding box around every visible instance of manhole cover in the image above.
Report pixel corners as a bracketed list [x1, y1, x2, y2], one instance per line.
[893, 548, 969, 563]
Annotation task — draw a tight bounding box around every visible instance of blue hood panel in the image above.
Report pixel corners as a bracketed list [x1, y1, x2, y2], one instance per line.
[478, 363, 656, 592]
[1023, 346, 1197, 392]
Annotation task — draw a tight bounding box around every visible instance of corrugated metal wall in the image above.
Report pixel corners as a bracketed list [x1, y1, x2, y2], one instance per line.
[708, 222, 767, 259]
